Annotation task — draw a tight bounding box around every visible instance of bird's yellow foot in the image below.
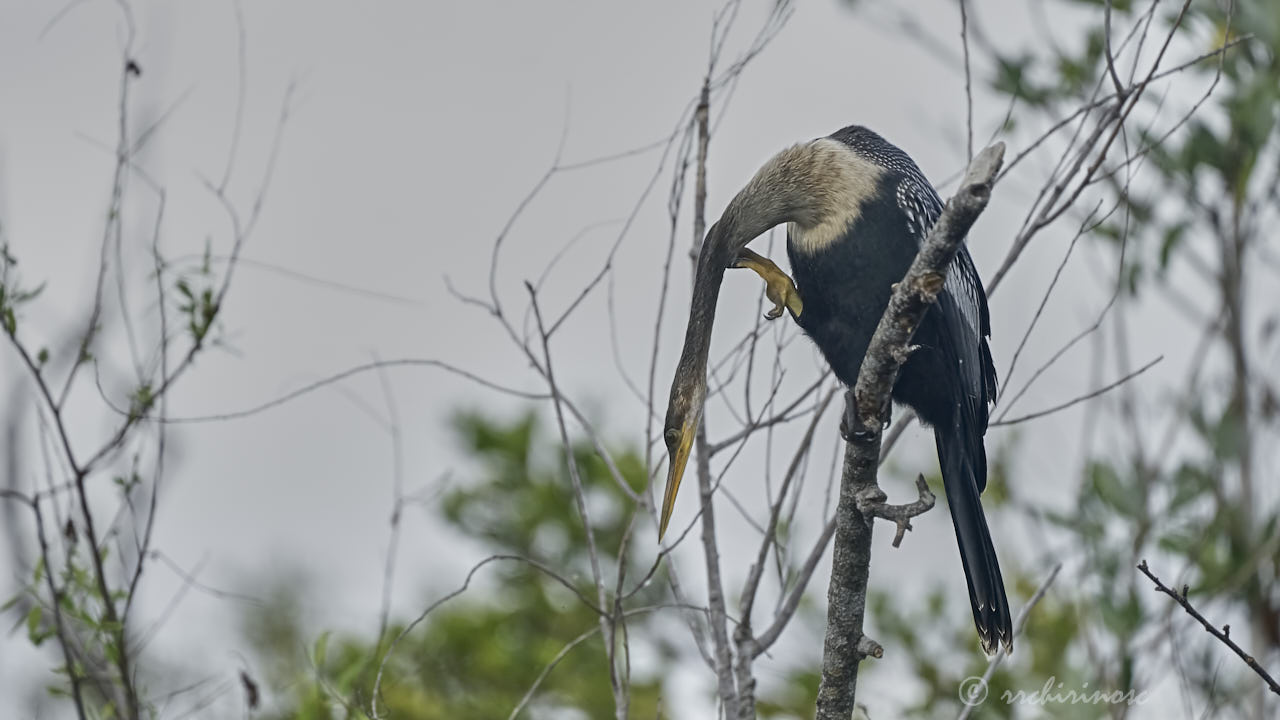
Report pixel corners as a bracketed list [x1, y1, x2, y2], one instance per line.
[732, 248, 804, 320]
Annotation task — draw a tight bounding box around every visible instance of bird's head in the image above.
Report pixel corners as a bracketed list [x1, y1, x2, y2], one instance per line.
[658, 220, 739, 541]
[658, 350, 708, 540]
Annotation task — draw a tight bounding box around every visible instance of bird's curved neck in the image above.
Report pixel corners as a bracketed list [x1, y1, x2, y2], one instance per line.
[722, 139, 886, 253]
[680, 233, 730, 377]
[669, 138, 885, 411]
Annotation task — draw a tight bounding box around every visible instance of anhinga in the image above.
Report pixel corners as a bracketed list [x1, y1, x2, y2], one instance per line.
[659, 125, 1011, 654]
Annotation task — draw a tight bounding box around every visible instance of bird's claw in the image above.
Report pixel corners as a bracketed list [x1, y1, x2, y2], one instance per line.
[841, 425, 879, 444]
[732, 249, 803, 321]
[840, 409, 875, 444]
[840, 394, 888, 443]
[762, 275, 802, 321]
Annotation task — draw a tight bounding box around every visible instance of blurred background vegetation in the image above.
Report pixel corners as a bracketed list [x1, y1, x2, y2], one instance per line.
[5, 0, 1278, 718]
[241, 413, 666, 719]
[242, 2, 1280, 717]
[241, 410, 833, 719]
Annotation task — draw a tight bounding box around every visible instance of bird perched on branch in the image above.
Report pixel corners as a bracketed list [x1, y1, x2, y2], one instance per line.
[659, 125, 1011, 654]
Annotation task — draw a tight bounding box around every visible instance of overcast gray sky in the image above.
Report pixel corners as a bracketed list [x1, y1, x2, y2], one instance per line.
[1, 1, 1242, 717]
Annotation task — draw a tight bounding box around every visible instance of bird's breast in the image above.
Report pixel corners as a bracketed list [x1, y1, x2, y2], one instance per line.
[785, 201, 922, 385]
[786, 214, 857, 256]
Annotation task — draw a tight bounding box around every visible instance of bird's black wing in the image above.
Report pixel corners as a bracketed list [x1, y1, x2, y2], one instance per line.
[901, 172, 1011, 653]
[831, 124, 1011, 653]
[896, 175, 998, 414]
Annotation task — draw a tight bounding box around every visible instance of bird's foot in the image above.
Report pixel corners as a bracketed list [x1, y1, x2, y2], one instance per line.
[840, 404, 879, 444]
[890, 344, 920, 365]
[732, 248, 803, 320]
[840, 423, 879, 444]
[839, 392, 890, 443]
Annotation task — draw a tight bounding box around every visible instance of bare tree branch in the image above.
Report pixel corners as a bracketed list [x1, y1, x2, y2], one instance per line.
[816, 141, 1004, 720]
[1137, 560, 1280, 697]
[527, 284, 625, 717]
[687, 74, 742, 719]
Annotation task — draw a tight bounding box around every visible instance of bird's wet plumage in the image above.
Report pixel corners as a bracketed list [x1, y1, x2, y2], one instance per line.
[660, 124, 1011, 654]
[788, 126, 1009, 654]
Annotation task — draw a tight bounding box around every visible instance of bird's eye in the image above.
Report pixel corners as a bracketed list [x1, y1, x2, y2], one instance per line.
[664, 428, 680, 448]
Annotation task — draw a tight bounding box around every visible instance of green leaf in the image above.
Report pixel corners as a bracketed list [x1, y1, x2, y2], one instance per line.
[313, 630, 331, 668]
[1158, 222, 1189, 270]
[1099, 590, 1144, 635]
[130, 384, 155, 419]
[1089, 461, 1142, 519]
[26, 606, 44, 645]
[202, 237, 213, 275]
[11, 280, 46, 304]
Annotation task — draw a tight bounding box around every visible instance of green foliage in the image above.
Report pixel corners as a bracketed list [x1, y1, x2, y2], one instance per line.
[0, 241, 46, 339]
[442, 412, 646, 567]
[868, 577, 1093, 719]
[243, 411, 669, 719]
[174, 277, 219, 346]
[756, 668, 821, 718]
[13, 516, 154, 715]
[174, 237, 222, 347]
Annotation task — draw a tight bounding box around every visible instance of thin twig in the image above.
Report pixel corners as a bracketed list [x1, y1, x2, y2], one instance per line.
[1136, 560, 1280, 697]
[115, 359, 548, 423]
[371, 354, 404, 659]
[688, 74, 741, 719]
[370, 554, 603, 717]
[959, 0, 974, 162]
[527, 284, 623, 716]
[993, 355, 1162, 427]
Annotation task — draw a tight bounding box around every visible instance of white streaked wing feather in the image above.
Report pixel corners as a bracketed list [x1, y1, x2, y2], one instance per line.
[898, 176, 983, 337]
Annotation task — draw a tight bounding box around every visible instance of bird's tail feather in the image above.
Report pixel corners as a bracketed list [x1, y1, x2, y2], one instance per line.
[936, 420, 1012, 655]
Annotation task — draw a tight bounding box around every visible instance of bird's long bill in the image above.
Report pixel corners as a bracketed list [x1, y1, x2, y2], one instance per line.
[658, 423, 695, 541]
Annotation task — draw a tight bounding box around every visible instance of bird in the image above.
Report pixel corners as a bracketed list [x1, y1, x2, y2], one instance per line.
[658, 124, 1011, 655]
